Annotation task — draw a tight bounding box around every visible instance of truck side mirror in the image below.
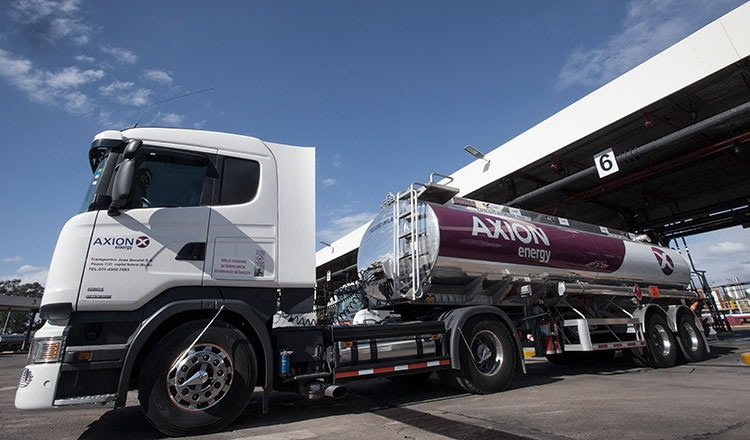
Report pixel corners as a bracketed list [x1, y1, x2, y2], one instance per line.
[108, 159, 136, 216]
[123, 139, 142, 159]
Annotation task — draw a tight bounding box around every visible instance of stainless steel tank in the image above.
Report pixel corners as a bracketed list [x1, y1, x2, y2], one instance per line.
[357, 197, 691, 303]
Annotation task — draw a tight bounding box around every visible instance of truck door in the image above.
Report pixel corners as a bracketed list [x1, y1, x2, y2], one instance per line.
[78, 143, 217, 311]
[203, 151, 278, 287]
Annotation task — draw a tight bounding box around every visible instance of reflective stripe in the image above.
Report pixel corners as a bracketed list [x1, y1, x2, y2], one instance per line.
[594, 341, 645, 350]
[335, 359, 450, 379]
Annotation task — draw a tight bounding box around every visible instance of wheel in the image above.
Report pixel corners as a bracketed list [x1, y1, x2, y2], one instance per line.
[453, 318, 516, 394]
[386, 371, 432, 385]
[644, 314, 678, 368]
[624, 347, 650, 367]
[677, 313, 708, 362]
[138, 320, 257, 436]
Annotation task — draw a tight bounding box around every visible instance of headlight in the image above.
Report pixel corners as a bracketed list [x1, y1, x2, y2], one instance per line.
[30, 337, 65, 363]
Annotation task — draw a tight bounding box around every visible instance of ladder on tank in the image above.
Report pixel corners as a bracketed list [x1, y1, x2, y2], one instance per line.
[675, 237, 732, 334]
[690, 270, 732, 334]
[392, 174, 459, 300]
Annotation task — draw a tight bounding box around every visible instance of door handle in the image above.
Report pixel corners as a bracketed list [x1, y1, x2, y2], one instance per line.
[176, 242, 206, 261]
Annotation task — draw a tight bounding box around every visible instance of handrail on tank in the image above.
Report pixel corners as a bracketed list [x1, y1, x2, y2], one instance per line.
[429, 173, 454, 185]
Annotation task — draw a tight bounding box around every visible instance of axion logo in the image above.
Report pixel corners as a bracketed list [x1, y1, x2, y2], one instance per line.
[93, 236, 151, 250]
[472, 215, 552, 263]
[472, 216, 550, 246]
[651, 247, 674, 275]
[135, 236, 150, 248]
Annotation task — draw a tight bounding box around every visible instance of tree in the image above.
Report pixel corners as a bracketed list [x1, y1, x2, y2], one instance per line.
[0, 279, 44, 298]
[1, 279, 44, 334]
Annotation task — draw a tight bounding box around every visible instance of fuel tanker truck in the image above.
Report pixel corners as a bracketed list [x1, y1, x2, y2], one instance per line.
[16, 128, 710, 436]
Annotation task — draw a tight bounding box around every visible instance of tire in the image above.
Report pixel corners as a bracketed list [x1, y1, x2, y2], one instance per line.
[138, 320, 257, 436]
[644, 314, 678, 368]
[677, 313, 708, 363]
[453, 318, 516, 394]
[624, 347, 650, 367]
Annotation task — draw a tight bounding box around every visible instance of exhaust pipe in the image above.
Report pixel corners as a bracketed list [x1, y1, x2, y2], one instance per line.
[324, 384, 347, 399]
[303, 381, 347, 400]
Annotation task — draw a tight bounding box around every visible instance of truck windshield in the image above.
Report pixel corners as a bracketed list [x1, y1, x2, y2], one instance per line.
[80, 149, 116, 212]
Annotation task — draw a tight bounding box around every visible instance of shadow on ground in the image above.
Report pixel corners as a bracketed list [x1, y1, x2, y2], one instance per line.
[79, 329, 750, 439]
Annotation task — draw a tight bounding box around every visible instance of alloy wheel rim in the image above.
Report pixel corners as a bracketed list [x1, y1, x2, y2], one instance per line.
[167, 343, 233, 411]
[471, 330, 504, 376]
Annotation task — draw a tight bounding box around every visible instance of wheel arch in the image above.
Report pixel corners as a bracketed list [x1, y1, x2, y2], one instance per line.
[115, 299, 273, 408]
[440, 306, 525, 374]
[632, 303, 668, 333]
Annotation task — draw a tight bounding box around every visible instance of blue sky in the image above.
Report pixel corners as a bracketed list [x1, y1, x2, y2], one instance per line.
[1, 0, 748, 286]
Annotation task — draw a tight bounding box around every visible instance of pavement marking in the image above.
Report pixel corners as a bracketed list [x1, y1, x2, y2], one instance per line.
[234, 429, 316, 440]
[0, 386, 18, 392]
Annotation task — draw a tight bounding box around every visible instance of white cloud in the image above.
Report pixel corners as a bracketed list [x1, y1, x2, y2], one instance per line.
[48, 16, 92, 45]
[322, 178, 337, 187]
[74, 54, 95, 63]
[101, 46, 138, 64]
[143, 69, 173, 84]
[0, 48, 99, 114]
[708, 241, 747, 255]
[317, 212, 376, 243]
[61, 90, 90, 112]
[332, 153, 343, 168]
[193, 120, 207, 129]
[10, 0, 81, 22]
[1, 264, 49, 284]
[9, 0, 91, 45]
[680, 227, 750, 285]
[46, 66, 104, 89]
[156, 112, 184, 126]
[99, 81, 151, 106]
[119, 88, 152, 106]
[99, 80, 134, 96]
[558, 0, 745, 89]
[2, 256, 23, 263]
[17, 264, 43, 274]
[0, 48, 37, 91]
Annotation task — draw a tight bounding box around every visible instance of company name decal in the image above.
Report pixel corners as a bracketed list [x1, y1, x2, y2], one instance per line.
[472, 216, 551, 263]
[93, 235, 150, 250]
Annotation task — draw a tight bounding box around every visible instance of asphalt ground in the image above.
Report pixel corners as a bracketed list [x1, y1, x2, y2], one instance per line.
[1, 329, 749, 440]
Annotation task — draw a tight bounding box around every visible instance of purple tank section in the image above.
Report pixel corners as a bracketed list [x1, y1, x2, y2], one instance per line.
[431, 204, 627, 273]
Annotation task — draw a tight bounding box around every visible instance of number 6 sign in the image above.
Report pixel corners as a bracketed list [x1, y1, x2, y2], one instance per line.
[593, 147, 620, 178]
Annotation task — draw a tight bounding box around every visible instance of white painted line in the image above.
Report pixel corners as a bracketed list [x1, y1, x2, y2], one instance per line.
[235, 429, 317, 440]
[0, 386, 18, 392]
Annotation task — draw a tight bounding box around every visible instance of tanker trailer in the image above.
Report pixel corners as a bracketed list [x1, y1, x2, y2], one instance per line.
[357, 181, 709, 368]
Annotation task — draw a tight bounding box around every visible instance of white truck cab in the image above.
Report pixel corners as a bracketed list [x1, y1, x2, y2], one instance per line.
[16, 128, 315, 421]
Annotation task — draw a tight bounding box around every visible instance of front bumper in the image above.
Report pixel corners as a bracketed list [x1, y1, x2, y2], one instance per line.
[15, 362, 62, 409]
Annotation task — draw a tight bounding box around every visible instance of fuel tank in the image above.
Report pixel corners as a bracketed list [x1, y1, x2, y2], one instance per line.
[357, 197, 691, 303]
